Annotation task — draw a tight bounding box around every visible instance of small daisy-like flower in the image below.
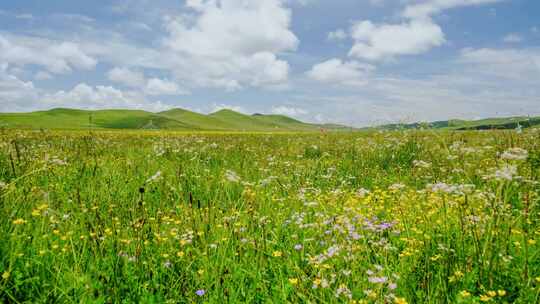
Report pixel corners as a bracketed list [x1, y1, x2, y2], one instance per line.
[146, 170, 162, 183]
[12, 218, 27, 225]
[224, 170, 241, 183]
[294, 244, 303, 251]
[500, 148, 528, 161]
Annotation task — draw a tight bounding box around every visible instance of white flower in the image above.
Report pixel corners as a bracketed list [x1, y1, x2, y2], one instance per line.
[356, 188, 371, 198]
[413, 160, 431, 168]
[427, 182, 457, 194]
[224, 170, 241, 183]
[501, 148, 528, 161]
[335, 284, 352, 299]
[490, 165, 518, 181]
[47, 156, 67, 166]
[146, 171, 162, 183]
[389, 183, 405, 191]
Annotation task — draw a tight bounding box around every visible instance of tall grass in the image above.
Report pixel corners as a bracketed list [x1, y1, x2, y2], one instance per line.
[0, 129, 539, 303]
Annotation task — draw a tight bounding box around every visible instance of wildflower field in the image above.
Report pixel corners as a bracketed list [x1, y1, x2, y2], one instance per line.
[1, 129, 539, 303]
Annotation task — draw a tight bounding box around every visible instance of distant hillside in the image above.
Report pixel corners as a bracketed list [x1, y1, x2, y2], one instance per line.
[370, 116, 540, 131]
[0, 108, 351, 132]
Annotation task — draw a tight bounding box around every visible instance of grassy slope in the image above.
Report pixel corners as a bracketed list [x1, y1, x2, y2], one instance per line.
[208, 110, 284, 131]
[371, 116, 540, 131]
[0, 108, 195, 130]
[158, 108, 233, 130]
[0, 108, 350, 131]
[251, 114, 319, 131]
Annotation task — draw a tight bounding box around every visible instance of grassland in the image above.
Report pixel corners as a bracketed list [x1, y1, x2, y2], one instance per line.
[1, 128, 539, 303]
[373, 116, 540, 131]
[0, 108, 349, 132]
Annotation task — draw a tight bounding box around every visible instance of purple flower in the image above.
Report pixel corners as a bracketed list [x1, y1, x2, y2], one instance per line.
[196, 289, 205, 297]
[368, 276, 388, 284]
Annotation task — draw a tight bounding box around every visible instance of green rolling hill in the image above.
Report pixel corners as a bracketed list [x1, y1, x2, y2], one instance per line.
[0, 108, 196, 130]
[369, 116, 540, 131]
[0, 108, 350, 132]
[158, 108, 232, 130]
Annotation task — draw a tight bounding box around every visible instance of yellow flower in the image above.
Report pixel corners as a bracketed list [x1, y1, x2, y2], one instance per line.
[454, 270, 464, 278]
[487, 291, 497, 297]
[430, 254, 441, 261]
[12, 218, 27, 225]
[176, 251, 185, 257]
[497, 290, 506, 296]
[536, 276, 540, 283]
[272, 251, 283, 257]
[459, 290, 471, 297]
[528, 239, 536, 245]
[288, 278, 299, 285]
[2, 271, 9, 280]
[479, 295, 492, 302]
[394, 297, 408, 304]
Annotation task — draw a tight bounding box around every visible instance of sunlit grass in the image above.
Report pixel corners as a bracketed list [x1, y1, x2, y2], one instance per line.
[1, 129, 539, 303]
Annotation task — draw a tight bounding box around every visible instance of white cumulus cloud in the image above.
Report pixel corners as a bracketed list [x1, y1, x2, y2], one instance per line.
[342, 0, 502, 62]
[163, 0, 298, 90]
[307, 58, 375, 86]
[0, 34, 97, 74]
[107, 67, 146, 87]
[145, 78, 187, 96]
[42, 83, 171, 111]
[349, 19, 445, 61]
[0, 64, 39, 112]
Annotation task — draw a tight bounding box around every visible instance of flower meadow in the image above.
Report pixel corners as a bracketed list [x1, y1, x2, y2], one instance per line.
[1, 129, 539, 303]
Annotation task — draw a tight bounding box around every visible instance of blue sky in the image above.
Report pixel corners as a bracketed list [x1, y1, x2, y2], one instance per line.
[0, 0, 539, 126]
